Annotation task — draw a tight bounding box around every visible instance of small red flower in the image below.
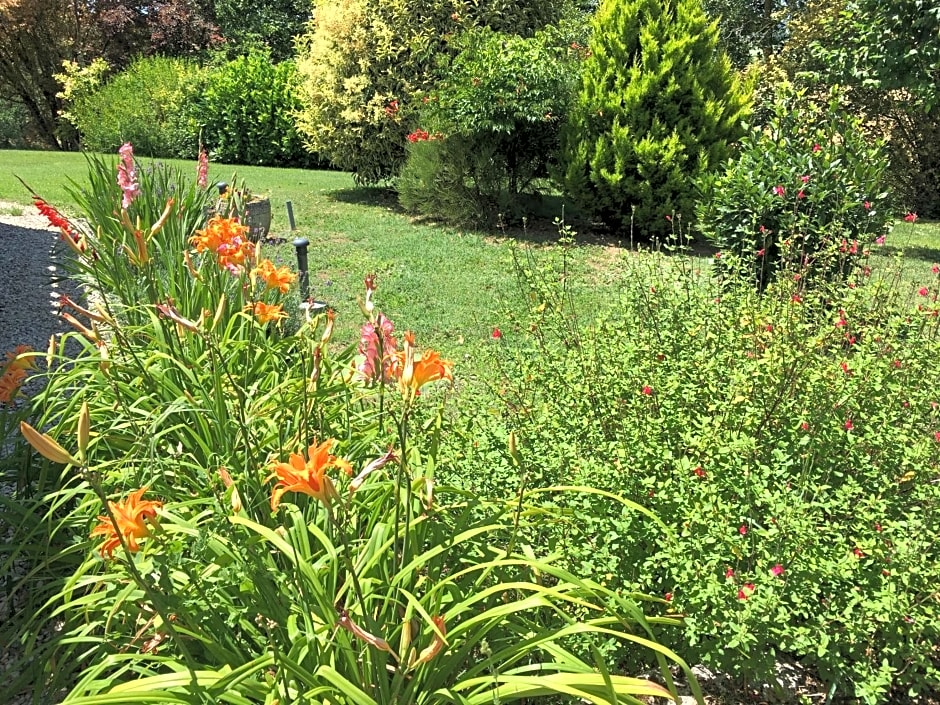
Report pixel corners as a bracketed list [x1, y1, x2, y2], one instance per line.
[693, 466, 706, 478]
[756, 248, 765, 257]
[801, 421, 810, 432]
[773, 185, 786, 197]
[844, 418, 854, 431]
[725, 567, 734, 579]
[800, 175, 810, 183]
[739, 524, 747, 536]
[864, 201, 872, 210]
[904, 212, 918, 223]
[840, 361, 852, 376]
[737, 583, 755, 600]
[791, 294, 802, 304]
[664, 592, 673, 602]
[812, 143, 822, 153]
[893, 359, 901, 368]
[797, 189, 806, 199]
[491, 327, 502, 339]
[933, 264, 940, 274]
[641, 385, 653, 396]
[919, 287, 929, 297]
[853, 547, 865, 558]
[770, 564, 784, 577]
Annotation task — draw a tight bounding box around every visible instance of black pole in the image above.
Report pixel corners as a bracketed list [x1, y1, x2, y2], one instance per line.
[293, 237, 310, 301]
[285, 200, 297, 230]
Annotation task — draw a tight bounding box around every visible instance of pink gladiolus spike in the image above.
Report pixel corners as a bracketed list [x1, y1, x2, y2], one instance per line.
[117, 142, 140, 209]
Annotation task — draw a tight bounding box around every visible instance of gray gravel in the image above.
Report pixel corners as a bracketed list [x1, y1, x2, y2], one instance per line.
[0, 201, 79, 705]
[0, 202, 79, 374]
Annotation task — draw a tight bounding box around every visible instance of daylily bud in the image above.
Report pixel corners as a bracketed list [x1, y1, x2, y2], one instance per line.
[20, 421, 81, 466]
[46, 334, 56, 368]
[98, 340, 111, 373]
[414, 616, 446, 666]
[149, 198, 175, 237]
[212, 294, 226, 331]
[77, 401, 90, 460]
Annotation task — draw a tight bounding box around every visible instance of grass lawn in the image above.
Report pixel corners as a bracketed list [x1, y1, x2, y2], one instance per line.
[1, 148, 938, 358]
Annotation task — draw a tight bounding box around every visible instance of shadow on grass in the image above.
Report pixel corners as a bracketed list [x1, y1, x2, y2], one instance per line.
[323, 185, 721, 256]
[881, 244, 940, 263]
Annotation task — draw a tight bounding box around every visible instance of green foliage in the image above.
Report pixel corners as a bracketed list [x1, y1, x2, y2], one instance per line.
[397, 26, 582, 225]
[294, 0, 571, 185]
[696, 86, 893, 288]
[808, 0, 940, 110]
[70, 56, 204, 158]
[445, 233, 940, 703]
[0, 96, 30, 148]
[560, 0, 751, 238]
[2, 151, 696, 704]
[196, 50, 315, 167]
[213, 0, 312, 60]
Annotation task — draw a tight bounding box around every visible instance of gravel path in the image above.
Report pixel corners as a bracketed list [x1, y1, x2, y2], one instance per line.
[0, 202, 79, 368]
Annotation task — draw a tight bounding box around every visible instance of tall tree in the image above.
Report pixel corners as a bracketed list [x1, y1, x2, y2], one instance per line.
[0, 0, 83, 148]
[560, 0, 751, 236]
[0, 0, 218, 149]
[213, 0, 311, 60]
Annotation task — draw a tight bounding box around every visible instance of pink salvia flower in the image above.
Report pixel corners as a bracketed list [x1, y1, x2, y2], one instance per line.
[197, 149, 209, 189]
[117, 142, 140, 209]
[771, 564, 784, 577]
[773, 185, 785, 197]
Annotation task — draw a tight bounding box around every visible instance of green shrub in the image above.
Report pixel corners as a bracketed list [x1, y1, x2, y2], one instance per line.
[443, 235, 940, 703]
[196, 50, 316, 167]
[0, 97, 30, 148]
[294, 0, 571, 185]
[560, 0, 751, 237]
[696, 86, 893, 289]
[397, 26, 582, 225]
[70, 56, 204, 158]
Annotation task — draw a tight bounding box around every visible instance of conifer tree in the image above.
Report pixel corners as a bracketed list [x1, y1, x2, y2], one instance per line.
[560, 0, 750, 236]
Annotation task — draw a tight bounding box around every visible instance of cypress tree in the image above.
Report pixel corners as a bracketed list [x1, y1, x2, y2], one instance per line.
[560, 0, 750, 236]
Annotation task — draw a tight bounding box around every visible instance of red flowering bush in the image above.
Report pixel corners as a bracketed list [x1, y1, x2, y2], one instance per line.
[446, 239, 940, 703]
[697, 86, 893, 290]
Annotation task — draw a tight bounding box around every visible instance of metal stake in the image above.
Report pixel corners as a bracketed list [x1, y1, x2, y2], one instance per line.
[293, 237, 310, 302]
[285, 201, 297, 230]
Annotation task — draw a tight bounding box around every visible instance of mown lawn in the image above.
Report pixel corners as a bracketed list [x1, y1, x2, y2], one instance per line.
[1, 149, 938, 362]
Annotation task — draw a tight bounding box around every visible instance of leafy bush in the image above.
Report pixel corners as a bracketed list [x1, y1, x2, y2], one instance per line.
[3, 147, 699, 703]
[443, 233, 940, 703]
[560, 0, 751, 237]
[696, 86, 893, 288]
[196, 50, 316, 167]
[294, 0, 571, 184]
[398, 27, 582, 225]
[70, 56, 204, 158]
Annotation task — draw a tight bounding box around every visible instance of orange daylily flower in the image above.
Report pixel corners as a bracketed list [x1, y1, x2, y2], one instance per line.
[0, 367, 26, 405]
[249, 301, 288, 324]
[268, 439, 352, 511]
[392, 331, 453, 398]
[191, 217, 254, 273]
[252, 259, 297, 294]
[89, 488, 163, 559]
